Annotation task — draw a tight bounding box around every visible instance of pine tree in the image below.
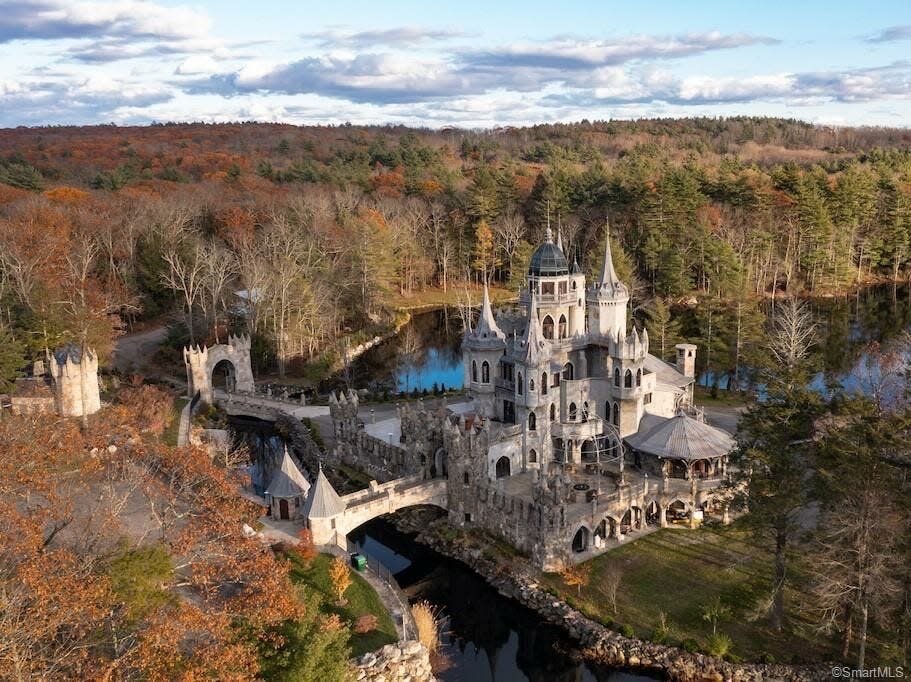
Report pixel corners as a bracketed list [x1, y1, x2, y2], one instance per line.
[644, 298, 681, 361]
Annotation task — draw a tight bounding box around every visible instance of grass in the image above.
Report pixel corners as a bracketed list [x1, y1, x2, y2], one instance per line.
[540, 523, 835, 664]
[161, 394, 186, 447]
[286, 552, 398, 657]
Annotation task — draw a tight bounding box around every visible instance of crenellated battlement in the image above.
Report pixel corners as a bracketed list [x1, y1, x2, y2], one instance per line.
[46, 345, 101, 417]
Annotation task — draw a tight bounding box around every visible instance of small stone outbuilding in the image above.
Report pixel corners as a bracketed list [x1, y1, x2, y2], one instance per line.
[265, 447, 310, 521]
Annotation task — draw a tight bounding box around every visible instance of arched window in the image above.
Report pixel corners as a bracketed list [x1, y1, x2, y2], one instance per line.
[517, 372, 523, 395]
[614, 367, 620, 386]
[562, 362, 574, 381]
[569, 402, 577, 420]
[605, 401, 611, 420]
[636, 368, 642, 387]
[612, 402, 620, 427]
[550, 403, 556, 420]
[463, 471, 469, 485]
[529, 378, 535, 391]
[482, 361, 490, 383]
[571, 280, 577, 290]
[542, 372, 548, 395]
[582, 401, 589, 421]
[624, 369, 633, 388]
[495, 456, 511, 479]
[472, 360, 478, 383]
[528, 412, 536, 431]
[542, 315, 554, 339]
[553, 372, 560, 387]
[529, 449, 538, 463]
[558, 314, 567, 339]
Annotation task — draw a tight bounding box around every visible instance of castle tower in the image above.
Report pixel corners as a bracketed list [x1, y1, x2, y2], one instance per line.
[608, 326, 649, 437]
[586, 221, 629, 340]
[47, 345, 101, 418]
[462, 283, 506, 418]
[515, 291, 552, 468]
[524, 225, 579, 342]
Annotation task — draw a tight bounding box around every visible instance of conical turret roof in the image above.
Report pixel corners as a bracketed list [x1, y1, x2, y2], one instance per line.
[265, 446, 311, 499]
[473, 282, 505, 341]
[593, 218, 628, 298]
[520, 291, 549, 365]
[302, 464, 345, 518]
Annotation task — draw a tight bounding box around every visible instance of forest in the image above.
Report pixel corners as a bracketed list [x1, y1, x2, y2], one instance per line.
[0, 117, 910, 383]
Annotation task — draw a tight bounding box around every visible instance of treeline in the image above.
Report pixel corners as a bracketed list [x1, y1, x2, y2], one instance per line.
[0, 118, 910, 380]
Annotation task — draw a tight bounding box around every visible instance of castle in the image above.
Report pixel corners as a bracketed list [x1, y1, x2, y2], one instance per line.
[327, 226, 735, 569]
[7, 346, 101, 418]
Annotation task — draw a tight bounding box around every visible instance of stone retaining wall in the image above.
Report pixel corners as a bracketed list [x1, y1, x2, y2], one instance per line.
[399, 517, 830, 682]
[352, 640, 435, 682]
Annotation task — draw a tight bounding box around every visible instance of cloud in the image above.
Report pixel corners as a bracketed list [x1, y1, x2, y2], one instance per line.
[460, 32, 778, 70]
[865, 25, 911, 43]
[0, 0, 210, 44]
[301, 26, 468, 48]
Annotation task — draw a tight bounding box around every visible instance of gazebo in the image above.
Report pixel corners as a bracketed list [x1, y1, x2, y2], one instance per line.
[265, 447, 311, 520]
[624, 409, 735, 480]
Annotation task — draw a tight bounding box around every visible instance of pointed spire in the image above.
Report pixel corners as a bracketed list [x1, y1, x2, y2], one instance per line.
[474, 280, 505, 340]
[266, 445, 311, 499]
[521, 290, 548, 364]
[599, 219, 622, 288]
[556, 229, 564, 253]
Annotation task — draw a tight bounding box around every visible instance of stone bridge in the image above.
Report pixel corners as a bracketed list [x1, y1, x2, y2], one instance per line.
[310, 475, 449, 546]
[212, 389, 330, 421]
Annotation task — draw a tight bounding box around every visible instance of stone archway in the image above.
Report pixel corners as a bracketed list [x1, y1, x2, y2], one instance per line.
[184, 334, 255, 403]
[495, 456, 511, 479]
[432, 448, 447, 478]
[571, 526, 590, 553]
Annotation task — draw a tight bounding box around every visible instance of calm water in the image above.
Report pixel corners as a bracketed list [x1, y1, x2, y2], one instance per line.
[339, 284, 911, 400]
[349, 518, 662, 682]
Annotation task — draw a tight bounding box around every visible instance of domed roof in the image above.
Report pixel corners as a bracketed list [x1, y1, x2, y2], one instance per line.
[528, 228, 569, 276]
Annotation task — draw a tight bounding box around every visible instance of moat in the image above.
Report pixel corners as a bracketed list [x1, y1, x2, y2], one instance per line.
[230, 415, 658, 681]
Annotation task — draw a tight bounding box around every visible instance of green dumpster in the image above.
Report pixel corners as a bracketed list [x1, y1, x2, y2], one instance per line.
[350, 553, 367, 571]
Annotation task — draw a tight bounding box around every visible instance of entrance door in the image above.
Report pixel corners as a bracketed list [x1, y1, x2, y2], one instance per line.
[279, 498, 290, 520]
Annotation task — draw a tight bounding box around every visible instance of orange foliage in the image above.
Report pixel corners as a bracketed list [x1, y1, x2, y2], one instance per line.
[43, 185, 91, 204]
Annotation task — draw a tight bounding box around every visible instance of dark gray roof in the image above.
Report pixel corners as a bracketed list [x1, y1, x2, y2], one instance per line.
[625, 411, 735, 461]
[528, 241, 569, 276]
[301, 466, 345, 518]
[265, 448, 310, 499]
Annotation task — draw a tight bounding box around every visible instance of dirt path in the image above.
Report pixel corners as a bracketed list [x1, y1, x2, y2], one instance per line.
[112, 326, 168, 373]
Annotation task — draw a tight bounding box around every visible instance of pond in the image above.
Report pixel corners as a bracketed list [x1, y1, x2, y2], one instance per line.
[338, 284, 911, 401]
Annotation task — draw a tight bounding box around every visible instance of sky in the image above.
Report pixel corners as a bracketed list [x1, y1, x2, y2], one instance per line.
[1, 0, 910, 129]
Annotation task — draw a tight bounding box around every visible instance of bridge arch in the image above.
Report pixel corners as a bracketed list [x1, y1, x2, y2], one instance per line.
[184, 334, 255, 403]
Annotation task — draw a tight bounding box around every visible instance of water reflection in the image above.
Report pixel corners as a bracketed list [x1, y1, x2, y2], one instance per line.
[349, 519, 662, 682]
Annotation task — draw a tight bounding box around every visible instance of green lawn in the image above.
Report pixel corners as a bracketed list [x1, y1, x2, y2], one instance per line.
[287, 552, 398, 657]
[541, 524, 835, 664]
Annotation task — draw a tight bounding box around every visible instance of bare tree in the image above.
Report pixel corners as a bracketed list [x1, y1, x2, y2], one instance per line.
[199, 243, 237, 344]
[768, 298, 817, 371]
[160, 238, 206, 345]
[493, 209, 525, 276]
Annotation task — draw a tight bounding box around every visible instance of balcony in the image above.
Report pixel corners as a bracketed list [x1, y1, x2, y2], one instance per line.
[551, 416, 604, 441]
[494, 377, 515, 392]
[519, 288, 580, 306]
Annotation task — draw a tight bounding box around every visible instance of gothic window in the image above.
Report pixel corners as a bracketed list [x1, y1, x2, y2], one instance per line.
[558, 314, 567, 339]
[529, 378, 535, 391]
[542, 315, 554, 339]
[562, 362, 574, 381]
[605, 401, 611, 420]
[636, 368, 642, 387]
[517, 372, 523, 395]
[624, 369, 633, 388]
[495, 456, 511, 479]
[612, 402, 620, 427]
[571, 280, 577, 290]
[614, 367, 620, 386]
[472, 360, 478, 383]
[482, 361, 490, 383]
[582, 401, 589, 421]
[529, 449, 538, 463]
[528, 412, 536, 431]
[541, 372, 548, 395]
[644, 393, 653, 405]
[550, 403, 556, 420]
[569, 402, 577, 421]
[552, 372, 560, 387]
[463, 472, 470, 485]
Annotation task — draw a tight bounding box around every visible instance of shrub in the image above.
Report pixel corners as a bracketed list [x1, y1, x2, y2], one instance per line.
[412, 600, 442, 654]
[680, 638, 700, 653]
[651, 612, 669, 644]
[354, 614, 378, 634]
[619, 623, 634, 638]
[706, 633, 733, 658]
[760, 652, 776, 664]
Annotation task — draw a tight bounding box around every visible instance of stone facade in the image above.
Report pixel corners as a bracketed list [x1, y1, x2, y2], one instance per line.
[183, 334, 255, 404]
[352, 641, 435, 682]
[48, 346, 101, 417]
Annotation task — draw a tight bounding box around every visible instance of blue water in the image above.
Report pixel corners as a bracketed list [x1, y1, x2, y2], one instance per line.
[396, 346, 464, 392]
